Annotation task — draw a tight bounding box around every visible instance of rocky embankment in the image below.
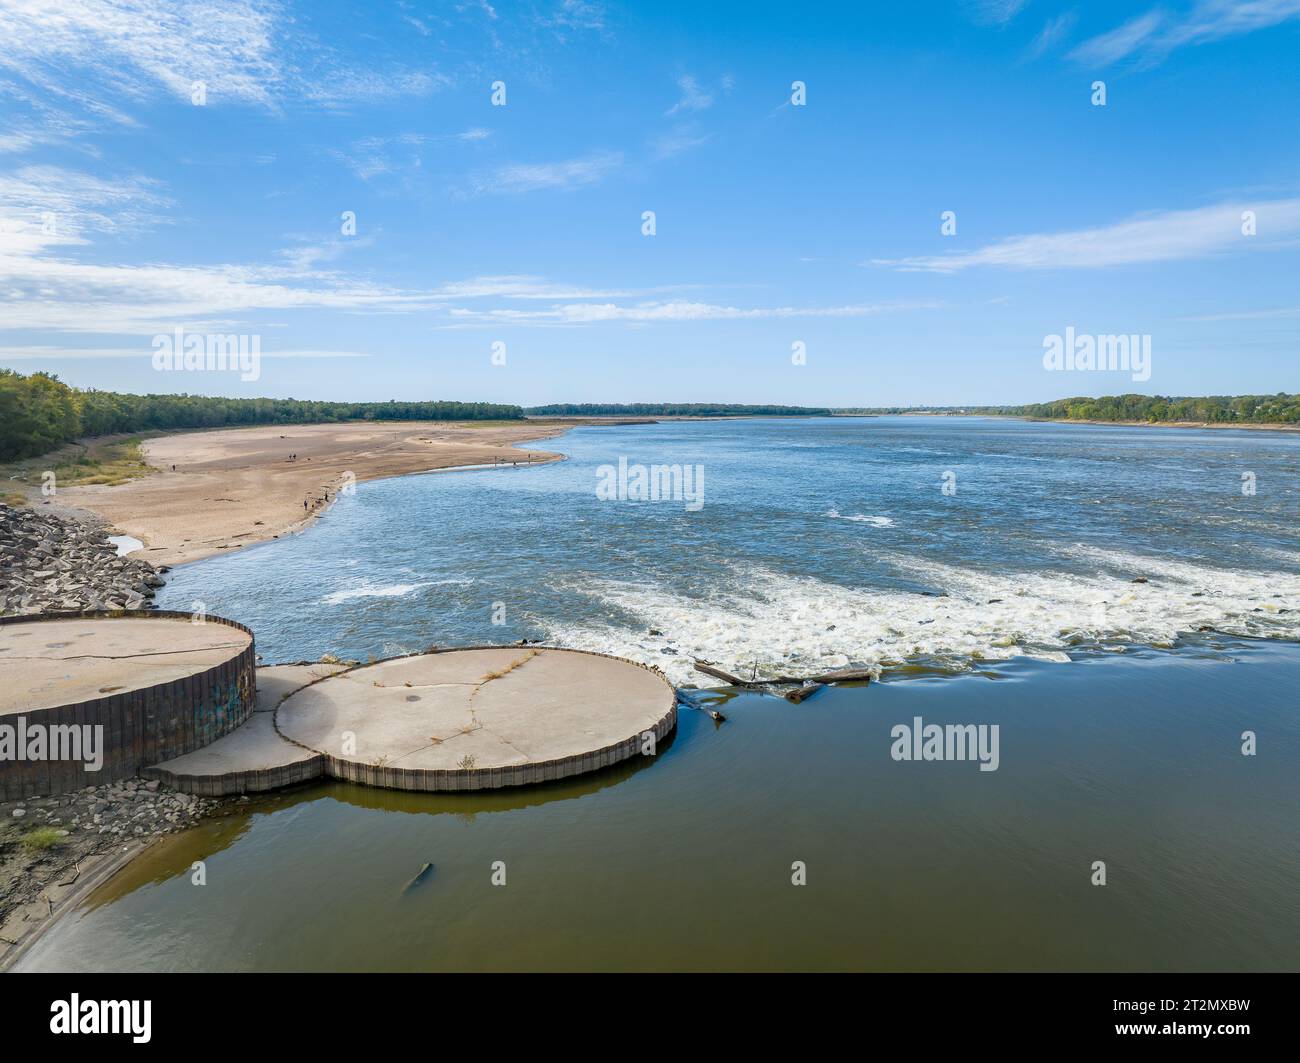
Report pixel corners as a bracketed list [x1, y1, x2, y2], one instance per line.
[1, 777, 237, 956]
[1, 504, 183, 952]
[8, 777, 219, 839]
[0, 504, 165, 615]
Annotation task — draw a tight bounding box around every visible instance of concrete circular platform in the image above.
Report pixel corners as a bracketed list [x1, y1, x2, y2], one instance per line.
[276, 646, 677, 791]
[0, 614, 253, 715]
[0, 611, 256, 800]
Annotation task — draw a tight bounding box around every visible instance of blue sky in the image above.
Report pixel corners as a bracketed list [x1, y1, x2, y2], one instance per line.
[0, 0, 1297, 406]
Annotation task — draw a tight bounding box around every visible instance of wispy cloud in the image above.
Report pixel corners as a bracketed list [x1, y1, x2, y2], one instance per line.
[650, 125, 712, 160]
[544, 0, 606, 32]
[331, 129, 490, 182]
[0, 345, 370, 360]
[1069, 10, 1167, 65]
[471, 151, 623, 195]
[443, 299, 938, 327]
[0, 165, 170, 253]
[1026, 12, 1078, 58]
[1180, 305, 1300, 321]
[0, 0, 283, 108]
[1070, 1, 1300, 66]
[0, 0, 446, 130]
[0, 166, 724, 335]
[965, 0, 1030, 26]
[666, 74, 714, 116]
[427, 275, 646, 300]
[872, 198, 1300, 272]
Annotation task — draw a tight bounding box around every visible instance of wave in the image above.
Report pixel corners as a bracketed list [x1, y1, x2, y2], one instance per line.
[540, 555, 1300, 685]
[321, 578, 471, 605]
[827, 509, 894, 527]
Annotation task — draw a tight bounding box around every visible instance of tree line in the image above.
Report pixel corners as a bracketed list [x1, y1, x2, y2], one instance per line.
[526, 403, 833, 417]
[839, 394, 1300, 424]
[0, 370, 524, 461]
[992, 393, 1300, 424]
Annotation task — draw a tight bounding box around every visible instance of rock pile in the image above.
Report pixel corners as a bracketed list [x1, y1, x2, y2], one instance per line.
[0, 505, 165, 615]
[8, 777, 222, 838]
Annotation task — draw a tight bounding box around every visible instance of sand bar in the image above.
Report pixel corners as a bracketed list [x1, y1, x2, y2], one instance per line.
[55, 420, 577, 567]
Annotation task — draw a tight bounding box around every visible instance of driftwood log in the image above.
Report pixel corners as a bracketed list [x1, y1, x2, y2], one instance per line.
[691, 660, 873, 704]
[675, 689, 727, 722]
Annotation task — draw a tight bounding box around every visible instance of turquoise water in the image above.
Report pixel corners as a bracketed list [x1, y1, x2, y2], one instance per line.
[18, 417, 1300, 971]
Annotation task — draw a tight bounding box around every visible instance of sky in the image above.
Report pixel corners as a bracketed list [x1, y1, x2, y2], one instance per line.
[0, 0, 1297, 407]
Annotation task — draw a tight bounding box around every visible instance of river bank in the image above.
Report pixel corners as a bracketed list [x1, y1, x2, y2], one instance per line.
[937, 413, 1300, 433]
[0, 776, 241, 969]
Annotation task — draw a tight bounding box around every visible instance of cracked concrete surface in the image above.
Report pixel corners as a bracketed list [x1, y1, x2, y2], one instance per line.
[277, 647, 676, 780]
[0, 617, 253, 715]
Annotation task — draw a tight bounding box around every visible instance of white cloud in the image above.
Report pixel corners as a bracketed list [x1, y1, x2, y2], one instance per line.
[666, 75, 713, 116]
[1069, 11, 1167, 64]
[544, 0, 605, 32]
[472, 151, 623, 195]
[872, 198, 1300, 272]
[332, 130, 490, 182]
[1070, 1, 1300, 66]
[443, 299, 938, 326]
[0, 166, 171, 271]
[0, 0, 283, 108]
[0, 345, 369, 360]
[650, 125, 712, 160]
[1026, 12, 1078, 57]
[967, 0, 1030, 26]
[0, 0, 447, 127]
[427, 275, 644, 300]
[1180, 306, 1300, 321]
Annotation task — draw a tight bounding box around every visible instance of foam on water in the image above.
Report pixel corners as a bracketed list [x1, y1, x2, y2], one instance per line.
[321, 578, 471, 605]
[542, 552, 1300, 685]
[826, 509, 894, 527]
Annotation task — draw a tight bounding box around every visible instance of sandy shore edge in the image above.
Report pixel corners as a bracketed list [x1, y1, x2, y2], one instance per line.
[50, 420, 583, 568]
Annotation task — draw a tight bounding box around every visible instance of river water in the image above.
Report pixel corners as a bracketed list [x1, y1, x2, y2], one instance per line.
[19, 417, 1300, 970]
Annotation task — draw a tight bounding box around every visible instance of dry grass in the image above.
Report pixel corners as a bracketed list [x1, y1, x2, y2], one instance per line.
[2, 435, 156, 490]
[479, 649, 539, 683]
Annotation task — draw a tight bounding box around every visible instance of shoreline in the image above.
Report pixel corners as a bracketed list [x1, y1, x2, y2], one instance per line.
[47, 420, 582, 568]
[898, 412, 1300, 433]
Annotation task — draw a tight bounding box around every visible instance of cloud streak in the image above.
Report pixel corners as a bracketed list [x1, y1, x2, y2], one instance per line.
[1070, 0, 1300, 66]
[471, 151, 623, 195]
[872, 198, 1300, 272]
[444, 300, 939, 326]
[0, 0, 447, 126]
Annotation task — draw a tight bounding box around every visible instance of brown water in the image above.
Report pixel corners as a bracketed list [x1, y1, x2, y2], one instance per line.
[18, 640, 1300, 971]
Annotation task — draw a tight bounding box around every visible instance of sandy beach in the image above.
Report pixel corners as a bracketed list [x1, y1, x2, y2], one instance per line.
[55, 421, 576, 567]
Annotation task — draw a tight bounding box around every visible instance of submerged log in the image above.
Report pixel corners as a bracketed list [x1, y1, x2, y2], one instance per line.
[693, 661, 748, 685]
[784, 682, 825, 704]
[802, 667, 874, 685]
[676, 688, 727, 722]
[402, 861, 434, 894]
[694, 659, 873, 691]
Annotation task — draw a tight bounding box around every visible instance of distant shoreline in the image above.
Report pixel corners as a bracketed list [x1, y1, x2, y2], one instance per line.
[846, 411, 1300, 433]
